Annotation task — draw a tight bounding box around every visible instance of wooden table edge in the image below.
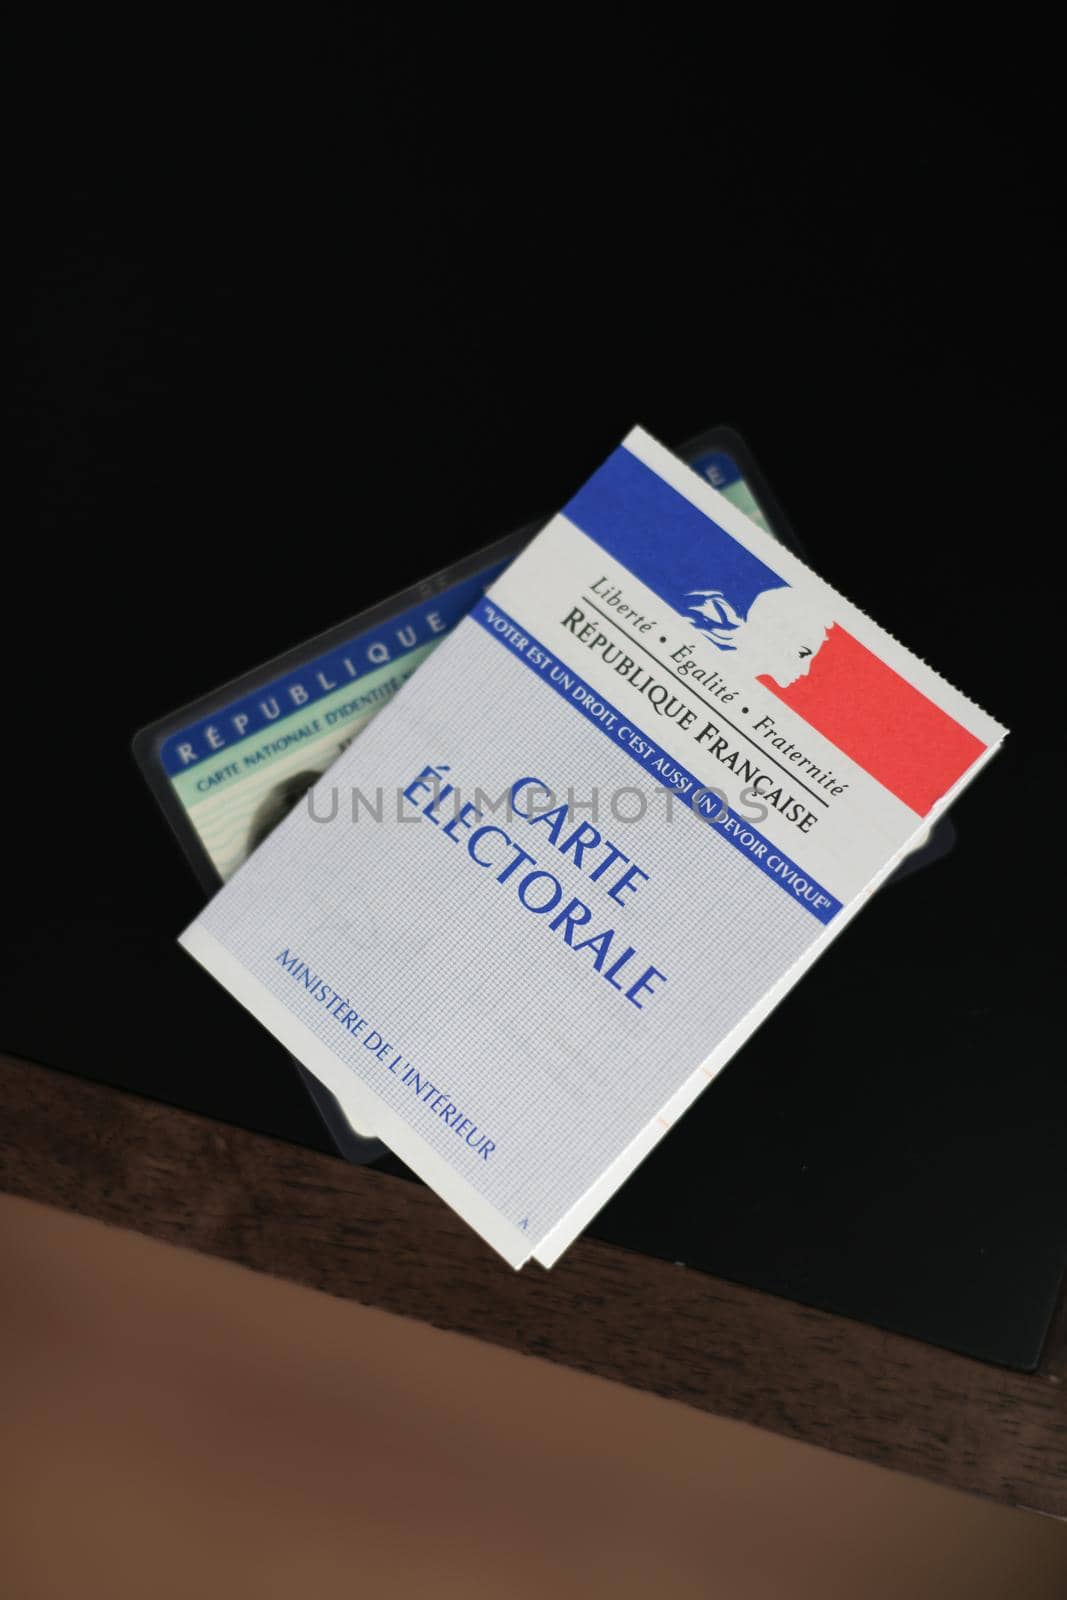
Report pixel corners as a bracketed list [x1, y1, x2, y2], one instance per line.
[2, 1052, 1064, 1518]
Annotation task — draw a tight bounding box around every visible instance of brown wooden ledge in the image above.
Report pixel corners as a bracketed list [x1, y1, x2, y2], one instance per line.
[1, 1050, 1063, 1518]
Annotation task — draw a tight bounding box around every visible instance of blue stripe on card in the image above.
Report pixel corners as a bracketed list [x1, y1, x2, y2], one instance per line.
[161, 565, 508, 775]
[563, 445, 788, 625]
[472, 595, 841, 924]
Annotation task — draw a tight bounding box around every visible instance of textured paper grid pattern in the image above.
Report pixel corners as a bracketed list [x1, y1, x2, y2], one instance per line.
[198, 621, 816, 1240]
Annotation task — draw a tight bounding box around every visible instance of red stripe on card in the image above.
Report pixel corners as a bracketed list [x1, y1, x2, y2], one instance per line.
[757, 625, 986, 816]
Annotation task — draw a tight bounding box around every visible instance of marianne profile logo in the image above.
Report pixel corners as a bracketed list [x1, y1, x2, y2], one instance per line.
[687, 579, 831, 690]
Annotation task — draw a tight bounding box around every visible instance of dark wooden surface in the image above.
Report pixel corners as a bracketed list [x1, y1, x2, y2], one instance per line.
[2, 1051, 1064, 1518]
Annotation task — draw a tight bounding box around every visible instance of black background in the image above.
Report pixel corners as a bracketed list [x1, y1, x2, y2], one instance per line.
[6, 26, 1064, 1366]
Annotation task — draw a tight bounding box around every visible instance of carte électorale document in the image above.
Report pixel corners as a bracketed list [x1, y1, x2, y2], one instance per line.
[180, 428, 1006, 1268]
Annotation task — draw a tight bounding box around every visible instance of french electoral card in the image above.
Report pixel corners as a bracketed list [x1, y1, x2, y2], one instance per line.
[177, 427, 1005, 1268]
